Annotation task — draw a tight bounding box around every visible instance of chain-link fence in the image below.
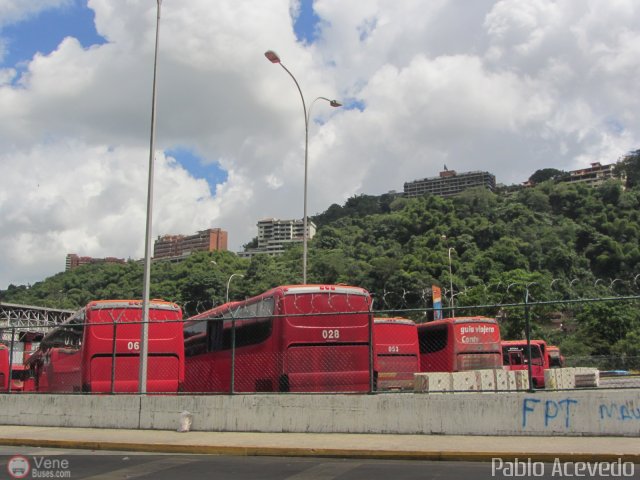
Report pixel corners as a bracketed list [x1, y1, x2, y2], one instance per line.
[2, 287, 639, 394]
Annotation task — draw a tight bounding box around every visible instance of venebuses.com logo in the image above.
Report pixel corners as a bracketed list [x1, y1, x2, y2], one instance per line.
[7, 456, 30, 479]
[6, 455, 71, 478]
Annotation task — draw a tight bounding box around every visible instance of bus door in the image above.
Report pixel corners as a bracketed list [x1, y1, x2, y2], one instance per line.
[507, 349, 524, 366]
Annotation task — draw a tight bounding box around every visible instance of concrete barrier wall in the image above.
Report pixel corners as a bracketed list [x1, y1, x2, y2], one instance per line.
[1, 390, 639, 436]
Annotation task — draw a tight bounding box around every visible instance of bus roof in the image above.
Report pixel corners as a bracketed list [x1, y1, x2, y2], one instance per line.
[86, 299, 181, 312]
[418, 316, 497, 327]
[273, 285, 370, 297]
[501, 339, 547, 346]
[374, 317, 416, 326]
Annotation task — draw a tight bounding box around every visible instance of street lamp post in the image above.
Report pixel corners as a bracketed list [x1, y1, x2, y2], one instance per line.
[139, 0, 162, 394]
[264, 50, 341, 284]
[448, 247, 456, 317]
[226, 273, 244, 303]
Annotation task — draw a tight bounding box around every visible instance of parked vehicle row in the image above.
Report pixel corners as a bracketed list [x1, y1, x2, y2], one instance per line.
[1, 284, 562, 394]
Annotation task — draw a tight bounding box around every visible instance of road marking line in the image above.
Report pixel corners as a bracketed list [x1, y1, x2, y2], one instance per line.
[82, 455, 196, 479]
[284, 461, 363, 479]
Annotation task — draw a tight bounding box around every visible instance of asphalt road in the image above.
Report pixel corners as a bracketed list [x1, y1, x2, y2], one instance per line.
[2, 447, 639, 480]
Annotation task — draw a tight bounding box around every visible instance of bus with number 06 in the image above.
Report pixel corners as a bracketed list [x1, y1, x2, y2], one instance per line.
[183, 284, 374, 393]
[26, 299, 184, 393]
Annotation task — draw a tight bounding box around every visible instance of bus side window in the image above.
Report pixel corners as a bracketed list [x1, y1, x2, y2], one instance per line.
[219, 299, 274, 350]
[418, 325, 448, 354]
[208, 318, 223, 352]
[184, 320, 207, 357]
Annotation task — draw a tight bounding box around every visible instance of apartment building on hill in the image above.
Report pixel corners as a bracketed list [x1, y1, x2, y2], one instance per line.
[65, 254, 125, 271]
[404, 168, 496, 198]
[239, 218, 316, 258]
[153, 228, 228, 260]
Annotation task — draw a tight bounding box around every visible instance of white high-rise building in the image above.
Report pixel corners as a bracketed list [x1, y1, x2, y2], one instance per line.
[239, 218, 316, 258]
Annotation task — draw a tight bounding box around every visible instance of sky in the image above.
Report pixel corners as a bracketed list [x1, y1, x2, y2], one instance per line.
[0, 0, 639, 290]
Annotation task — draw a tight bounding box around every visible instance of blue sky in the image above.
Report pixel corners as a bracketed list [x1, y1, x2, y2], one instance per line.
[0, 0, 320, 192]
[1, 1, 105, 68]
[2, 0, 639, 289]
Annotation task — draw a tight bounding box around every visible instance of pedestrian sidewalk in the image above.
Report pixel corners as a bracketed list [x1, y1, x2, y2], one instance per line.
[0, 426, 638, 462]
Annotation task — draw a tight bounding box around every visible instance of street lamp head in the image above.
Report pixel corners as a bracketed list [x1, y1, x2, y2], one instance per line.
[264, 50, 281, 64]
[329, 100, 342, 107]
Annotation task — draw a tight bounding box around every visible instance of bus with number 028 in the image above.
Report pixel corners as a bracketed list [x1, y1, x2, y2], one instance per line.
[417, 317, 502, 372]
[183, 284, 374, 393]
[26, 299, 184, 393]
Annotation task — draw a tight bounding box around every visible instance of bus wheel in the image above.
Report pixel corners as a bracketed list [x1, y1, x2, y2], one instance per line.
[278, 374, 290, 392]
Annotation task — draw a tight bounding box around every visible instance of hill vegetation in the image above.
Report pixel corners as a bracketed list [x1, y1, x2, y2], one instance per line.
[2, 151, 640, 365]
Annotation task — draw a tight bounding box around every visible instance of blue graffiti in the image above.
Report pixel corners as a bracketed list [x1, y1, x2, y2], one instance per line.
[599, 402, 640, 421]
[522, 397, 578, 428]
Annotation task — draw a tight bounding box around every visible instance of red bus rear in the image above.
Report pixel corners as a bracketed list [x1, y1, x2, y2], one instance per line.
[547, 345, 565, 368]
[502, 339, 548, 388]
[30, 299, 184, 393]
[373, 318, 419, 391]
[184, 284, 373, 393]
[0, 344, 8, 391]
[417, 317, 502, 372]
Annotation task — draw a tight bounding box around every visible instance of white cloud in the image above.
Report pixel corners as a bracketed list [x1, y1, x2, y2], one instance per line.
[0, 0, 71, 27]
[1, 0, 640, 288]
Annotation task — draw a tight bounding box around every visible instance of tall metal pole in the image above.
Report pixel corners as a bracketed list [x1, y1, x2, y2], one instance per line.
[524, 283, 535, 392]
[264, 51, 341, 285]
[139, 0, 162, 394]
[448, 247, 455, 317]
[275, 60, 308, 284]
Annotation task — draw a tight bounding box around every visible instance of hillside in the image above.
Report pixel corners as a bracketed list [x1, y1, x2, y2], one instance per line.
[2, 156, 640, 364]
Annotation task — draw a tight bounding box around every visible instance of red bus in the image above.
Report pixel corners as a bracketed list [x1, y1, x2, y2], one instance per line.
[9, 364, 32, 392]
[547, 345, 565, 368]
[0, 343, 9, 391]
[417, 317, 502, 372]
[502, 339, 549, 388]
[27, 299, 184, 393]
[373, 318, 419, 391]
[184, 284, 373, 393]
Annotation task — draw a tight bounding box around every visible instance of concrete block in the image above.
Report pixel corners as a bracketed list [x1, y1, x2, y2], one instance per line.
[414, 373, 452, 392]
[414, 373, 428, 392]
[452, 371, 477, 391]
[544, 369, 559, 389]
[574, 367, 599, 388]
[513, 370, 530, 390]
[560, 368, 576, 389]
[474, 369, 496, 391]
[494, 369, 510, 392]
